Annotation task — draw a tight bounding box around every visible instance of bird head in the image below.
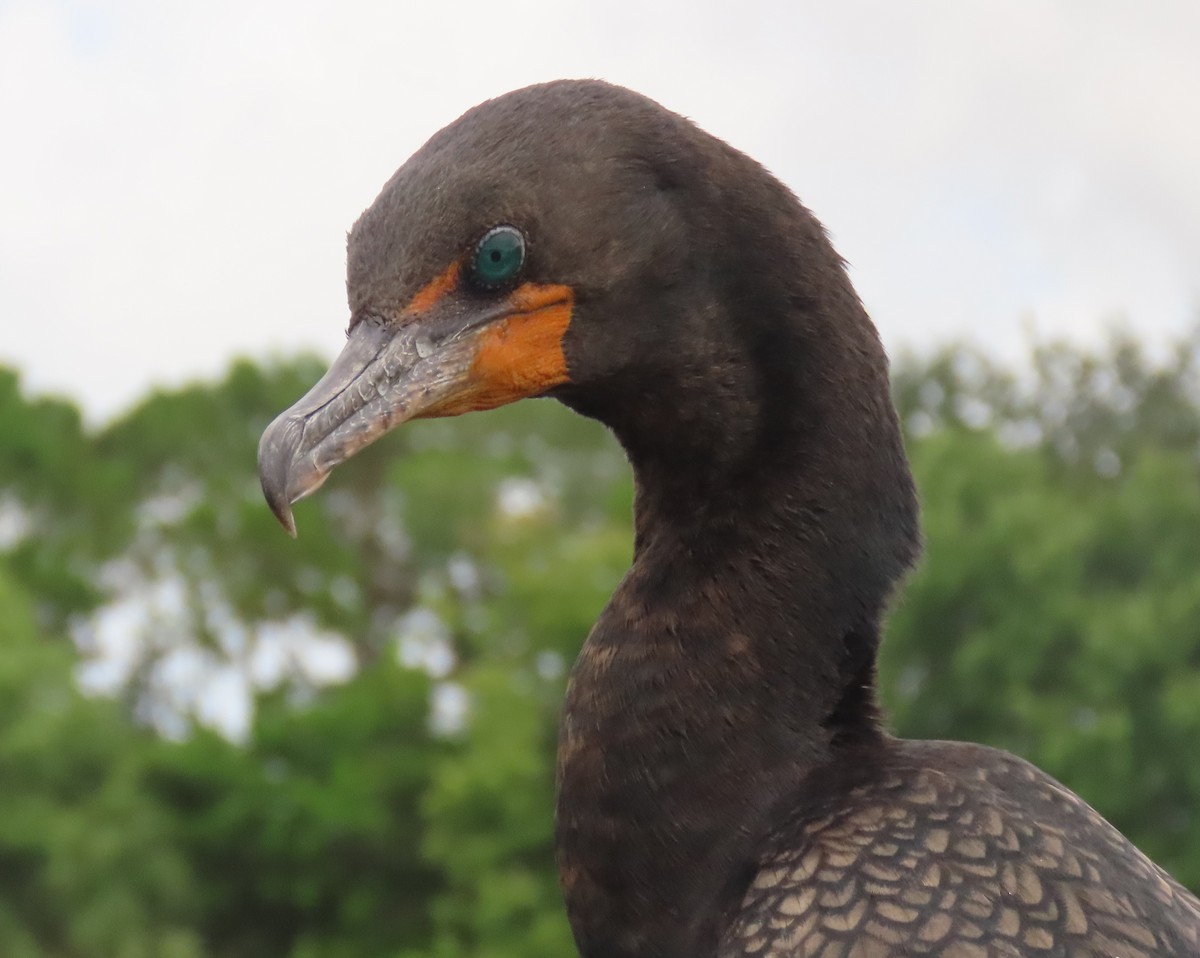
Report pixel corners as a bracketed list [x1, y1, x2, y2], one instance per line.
[259, 77, 917, 599]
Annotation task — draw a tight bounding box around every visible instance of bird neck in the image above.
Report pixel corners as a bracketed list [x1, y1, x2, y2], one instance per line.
[554, 183, 918, 956]
[556, 454, 894, 958]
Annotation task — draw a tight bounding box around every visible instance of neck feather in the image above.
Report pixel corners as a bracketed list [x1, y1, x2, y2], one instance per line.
[554, 181, 919, 958]
[556, 436, 907, 956]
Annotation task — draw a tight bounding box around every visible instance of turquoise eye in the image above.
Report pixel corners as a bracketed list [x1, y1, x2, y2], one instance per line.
[472, 225, 526, 289]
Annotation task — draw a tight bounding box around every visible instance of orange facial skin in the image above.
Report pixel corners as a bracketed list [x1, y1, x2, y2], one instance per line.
[403, 262, 574, 418]
[405, 261, 462, 315]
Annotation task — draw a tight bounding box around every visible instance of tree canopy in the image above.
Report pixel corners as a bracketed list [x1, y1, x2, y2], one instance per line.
[0, 330, 1198, 956]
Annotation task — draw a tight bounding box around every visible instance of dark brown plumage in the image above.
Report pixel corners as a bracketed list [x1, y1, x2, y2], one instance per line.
[258, 80, 1200, 957]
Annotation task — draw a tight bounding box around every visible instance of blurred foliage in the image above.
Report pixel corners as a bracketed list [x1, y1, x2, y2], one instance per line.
[0, 329, 1198, 956]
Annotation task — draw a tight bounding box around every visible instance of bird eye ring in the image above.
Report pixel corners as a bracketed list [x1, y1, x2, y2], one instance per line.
[470, 225, 526, 290]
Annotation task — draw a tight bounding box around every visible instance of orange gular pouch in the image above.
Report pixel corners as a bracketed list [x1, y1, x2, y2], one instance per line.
[420, 282, 575, 418]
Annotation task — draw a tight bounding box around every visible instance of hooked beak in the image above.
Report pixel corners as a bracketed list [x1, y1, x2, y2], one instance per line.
[257, 278, 573, 536]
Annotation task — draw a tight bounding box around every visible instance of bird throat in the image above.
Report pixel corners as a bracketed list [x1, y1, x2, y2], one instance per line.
[555, 464, 884, 957]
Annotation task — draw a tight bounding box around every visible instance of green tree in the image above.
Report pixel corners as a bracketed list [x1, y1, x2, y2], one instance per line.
[0, 569, 202, 958]
[0, 328, 1198, 957]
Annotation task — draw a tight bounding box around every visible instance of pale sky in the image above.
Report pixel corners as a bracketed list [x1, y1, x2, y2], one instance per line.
[2, 0, 1198, 423]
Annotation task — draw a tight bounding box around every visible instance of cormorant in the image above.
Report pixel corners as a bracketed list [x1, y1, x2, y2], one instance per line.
[258, 80, 1200, 957]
